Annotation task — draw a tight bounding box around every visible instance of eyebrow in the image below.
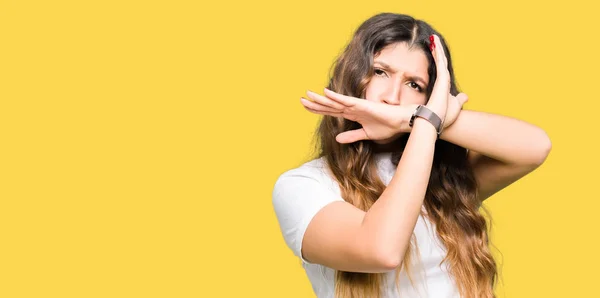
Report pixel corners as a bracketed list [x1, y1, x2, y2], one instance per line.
[373, 60, 428, 86]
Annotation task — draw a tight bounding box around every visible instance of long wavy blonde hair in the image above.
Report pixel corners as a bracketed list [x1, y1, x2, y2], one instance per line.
[312, 13, 498, 298]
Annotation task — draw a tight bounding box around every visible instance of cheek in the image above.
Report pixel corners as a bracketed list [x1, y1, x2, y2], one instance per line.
[403, 91, 428, 105]
[364, 82, 379, 102]
[364, 80, 392, 102]
[364, 91, 375, 102]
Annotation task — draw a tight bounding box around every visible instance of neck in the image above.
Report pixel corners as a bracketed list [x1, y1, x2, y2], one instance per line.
[372, 134, 408, 153]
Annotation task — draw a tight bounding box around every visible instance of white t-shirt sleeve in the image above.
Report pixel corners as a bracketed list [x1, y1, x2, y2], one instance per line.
[272, 165, 344, 265]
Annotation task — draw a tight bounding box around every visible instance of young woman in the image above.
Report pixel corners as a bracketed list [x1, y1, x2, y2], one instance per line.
[272, 13, 551, 298]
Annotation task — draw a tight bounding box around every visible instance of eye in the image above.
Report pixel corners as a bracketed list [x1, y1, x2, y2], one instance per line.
[408, 82, 423, 92]
[374, 68, 387, 77]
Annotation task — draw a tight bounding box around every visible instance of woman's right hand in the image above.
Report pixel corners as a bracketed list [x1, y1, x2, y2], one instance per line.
[425, 34, 450, 123]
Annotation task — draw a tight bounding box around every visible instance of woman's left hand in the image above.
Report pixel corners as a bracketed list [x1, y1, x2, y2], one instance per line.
[443, 92, 469, 129]
[300, 88, 468, 137]
[300, 89, 416, 143]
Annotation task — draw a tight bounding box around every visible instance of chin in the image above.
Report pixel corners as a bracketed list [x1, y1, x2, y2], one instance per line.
[372, 133, 407, 149]
[373, 139, 390, 145]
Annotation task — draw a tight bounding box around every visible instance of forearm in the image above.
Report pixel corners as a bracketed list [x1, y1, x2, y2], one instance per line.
[360, 117, 437, 267]
[440, 109, 551, 166]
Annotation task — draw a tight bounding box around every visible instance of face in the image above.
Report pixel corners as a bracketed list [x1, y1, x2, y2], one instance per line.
[364, 42, 430, 145]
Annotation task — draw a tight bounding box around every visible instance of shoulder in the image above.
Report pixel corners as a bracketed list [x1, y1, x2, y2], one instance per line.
[271, 157, 343, 219]
[271, 157, 347, 263]
[275, 157, 330, 185]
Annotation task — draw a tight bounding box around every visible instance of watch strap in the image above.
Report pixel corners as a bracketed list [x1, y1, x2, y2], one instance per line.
[408, 105, 443, 138]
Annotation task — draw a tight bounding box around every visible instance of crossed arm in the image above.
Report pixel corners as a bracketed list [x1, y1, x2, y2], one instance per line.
[439, 109, 552, 202]
[303, 88, 553, 203]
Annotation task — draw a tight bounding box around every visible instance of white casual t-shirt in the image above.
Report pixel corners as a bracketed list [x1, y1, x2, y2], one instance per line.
[272, 152, 460, 298]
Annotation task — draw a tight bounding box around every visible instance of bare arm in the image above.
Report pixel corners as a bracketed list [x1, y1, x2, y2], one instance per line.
[302, 118, 438, 272]
[440, 109, 551, 201]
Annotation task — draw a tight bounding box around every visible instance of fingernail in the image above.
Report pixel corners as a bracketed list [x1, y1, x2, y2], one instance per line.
[429, 35, 435, 51]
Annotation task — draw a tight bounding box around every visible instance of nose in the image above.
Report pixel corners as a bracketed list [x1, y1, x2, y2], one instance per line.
[381, 82, 401, 105]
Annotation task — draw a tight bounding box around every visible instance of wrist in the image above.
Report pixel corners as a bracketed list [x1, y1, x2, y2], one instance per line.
[443, 107, 465, 129]
[443, 119, 453, 130]
[412, 117, 439, 136]
[408, 105, 445, 138]
[424, 103, 447, 122]
[398, 104, 420, 133]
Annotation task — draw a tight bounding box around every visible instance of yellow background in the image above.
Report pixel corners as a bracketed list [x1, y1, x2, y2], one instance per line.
[1, 0, 597, 297]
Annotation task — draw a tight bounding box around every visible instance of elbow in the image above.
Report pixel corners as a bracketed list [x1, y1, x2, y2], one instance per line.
[531, 131, 552, 167]
[372, 247, 403, 271]
[379, 256, 402, 271]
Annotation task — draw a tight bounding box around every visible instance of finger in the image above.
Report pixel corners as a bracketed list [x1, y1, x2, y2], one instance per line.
[300, 97, 342, 113]
[431, 35, 450, 85]
[432, 35, 447, 70]
[430, 36, 443, 80]
[323, 88, 358, 107]
[306, 90, 346, 110]
[335, 129, 368, 144]
[430, 34, 438, 62]
[302, 98, 361, 122]
[432, 35, 447, 66]
[303, 105, 343, 117]
[456, 93, 468, 105]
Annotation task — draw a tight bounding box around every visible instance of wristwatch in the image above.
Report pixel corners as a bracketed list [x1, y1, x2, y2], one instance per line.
[408, 105, 444, 138]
